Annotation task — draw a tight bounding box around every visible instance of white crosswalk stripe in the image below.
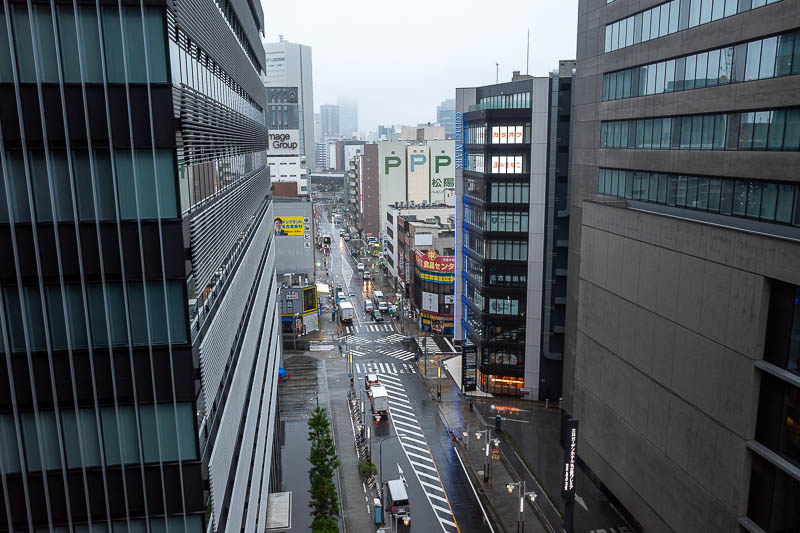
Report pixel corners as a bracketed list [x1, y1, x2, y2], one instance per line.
[351, 350, 366, 357]
[373, 375, 458, 532]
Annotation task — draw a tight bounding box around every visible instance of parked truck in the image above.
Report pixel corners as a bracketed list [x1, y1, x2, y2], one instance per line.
[338, 301, 355, 323]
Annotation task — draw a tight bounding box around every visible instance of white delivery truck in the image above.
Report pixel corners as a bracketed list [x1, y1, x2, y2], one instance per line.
[370, 386, 390, 420]
[338, 301, 355, 323]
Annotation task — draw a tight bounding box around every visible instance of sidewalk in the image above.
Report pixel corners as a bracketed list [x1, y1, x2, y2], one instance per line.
[418, 371, 556, 533]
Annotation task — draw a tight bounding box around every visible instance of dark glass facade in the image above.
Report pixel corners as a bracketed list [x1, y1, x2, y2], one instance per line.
[458, 71, 572, 398]
[0, 1, 280, 532]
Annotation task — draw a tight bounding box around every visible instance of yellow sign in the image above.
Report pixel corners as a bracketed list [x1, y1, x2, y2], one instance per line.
[273, 216, 305, 236]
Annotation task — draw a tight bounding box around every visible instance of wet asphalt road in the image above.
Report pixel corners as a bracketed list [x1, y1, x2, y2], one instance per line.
[317, 208, 491, 533]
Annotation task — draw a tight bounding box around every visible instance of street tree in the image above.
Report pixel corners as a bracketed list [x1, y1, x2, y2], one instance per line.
[307, 406, 340, 532]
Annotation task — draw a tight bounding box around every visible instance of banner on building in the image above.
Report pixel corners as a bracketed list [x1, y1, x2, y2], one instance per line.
[273, 216, 307, 236]
[428, 140, 455, 203]
[414, 248, 455, 272]
[406, 145, 430, 203]
[421, 291, 439, 313]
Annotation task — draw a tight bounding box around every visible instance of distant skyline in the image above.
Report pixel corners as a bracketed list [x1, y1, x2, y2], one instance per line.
[261, 0, 578, 132]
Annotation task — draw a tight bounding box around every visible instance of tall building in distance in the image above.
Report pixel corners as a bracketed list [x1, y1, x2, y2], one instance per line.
[338, 97, 359, 138]
[455, 63, 574, 399]
[263, 39, 316, 170]
[314, 112, 322, 142]
[0, 1, 281, 532]
[566, 1, 800, 531]
[320, 104, 341, 139]
[437, 98, 457, 139]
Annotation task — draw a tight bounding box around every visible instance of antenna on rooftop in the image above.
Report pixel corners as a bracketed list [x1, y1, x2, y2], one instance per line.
[526, 29, 530, 75]
[496, 62, 499, 84]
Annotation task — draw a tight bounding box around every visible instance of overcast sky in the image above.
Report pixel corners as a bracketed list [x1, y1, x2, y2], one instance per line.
[262, 0, 578, 133]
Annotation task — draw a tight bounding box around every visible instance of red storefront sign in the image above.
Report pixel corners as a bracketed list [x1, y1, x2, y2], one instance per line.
[414, 248, 455, 273]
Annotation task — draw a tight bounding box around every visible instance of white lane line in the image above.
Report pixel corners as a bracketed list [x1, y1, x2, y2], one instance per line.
[415, 470, 443, 483]
[386, 402, 415, 414]
[431, 503, 454, 516]
[355, 364, 361, 373]
[394, 427, 426, 439]
[419, 480, 446, 494]
[454, 446, 495, 533]
[396, 435, 428, 447]
[389, 412, 418, 424]
[401, 442, 429, 454]
[409, 460, 439, 474]
[378, 362, 386, 373]
[439, 517, 458, 528]
[380, 385, 407, 398]
[444, 336, 457, 352]
[392, 419, 423, 432]
[405, 450, 435, 464]
[376, 373, 403, 385]
[426, 492, 450, 504]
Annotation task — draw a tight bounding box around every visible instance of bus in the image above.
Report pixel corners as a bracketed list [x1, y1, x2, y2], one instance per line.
[372, 290, 388, 313]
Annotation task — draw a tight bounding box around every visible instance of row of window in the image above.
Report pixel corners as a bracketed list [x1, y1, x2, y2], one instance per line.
[0, 403, 196, 474]
[169, 30, 263, 124]
[2, 149, 177, 225]
[178, 150, 266, 214]
[464, 153, 529, 174]
[605, 0, 781, 53]
[1, 281, 187, 353]
[1, 5, 167, 84]
[604, 31, 800, 102]
[22, 517, 203, 533]
[597, 167, 800, 226]
[464, 230, 529, 261]
[468, 92, 531, 111]
[463, 124, 532, 145]
[601, 108, 800, 151]
[464, 203, 530, 232]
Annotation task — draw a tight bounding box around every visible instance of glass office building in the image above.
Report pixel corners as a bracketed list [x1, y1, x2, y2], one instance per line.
[455, 63, 574, 399]
[566, 0, 799, 530]
[0, 1, 281, 531]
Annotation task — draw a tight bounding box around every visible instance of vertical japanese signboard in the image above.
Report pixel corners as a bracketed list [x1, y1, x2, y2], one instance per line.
[462, 343, 477, 392]
[562, 418, 579, 500]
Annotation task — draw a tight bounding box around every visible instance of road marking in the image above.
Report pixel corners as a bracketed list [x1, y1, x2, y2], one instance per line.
[405, 450, 435, 464]
[401, 442, 430, 454]
[396, 434, 428, 447]
[394, 426, 426, 439]
[391, 419, 423, 432]
[431, 503, 454, 516]
[415, 470, 442, 483]
[453, 447, 494, 533]
[388, 411, 417, 424]
[409, 460, 439, 474]
[419, 480, 446, 494]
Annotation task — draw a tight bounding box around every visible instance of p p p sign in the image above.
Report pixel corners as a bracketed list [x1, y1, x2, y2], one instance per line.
[384, 156, 402, 174]
[435, 155, 452, 172]
[409, 153, 427, 171]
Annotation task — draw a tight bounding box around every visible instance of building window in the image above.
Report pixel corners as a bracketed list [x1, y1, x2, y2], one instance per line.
[597, 168, 800, 227]
[764, 281, 800, 376]
[746, 453, 800, 531]
[604, 0, 782, 53]
[600, 108, 800, 152]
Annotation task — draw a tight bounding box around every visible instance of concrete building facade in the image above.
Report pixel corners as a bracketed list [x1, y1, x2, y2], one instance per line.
[263, 40, 316, 170]
[565, 1, 800, 531]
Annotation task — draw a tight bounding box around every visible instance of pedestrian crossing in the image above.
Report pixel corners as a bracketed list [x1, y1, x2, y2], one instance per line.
[376, 373, 459, 533]
[342, 323, 396, 334]
[354, 362, 417, 374]
[376, 348, 417, 362]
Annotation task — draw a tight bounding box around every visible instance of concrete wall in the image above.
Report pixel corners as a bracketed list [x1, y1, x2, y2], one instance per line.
[273, 199, 314, 280]
[565, 1, 800, 530]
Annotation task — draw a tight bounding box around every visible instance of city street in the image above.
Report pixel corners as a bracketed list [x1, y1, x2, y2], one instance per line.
[315, 206, 491, 532]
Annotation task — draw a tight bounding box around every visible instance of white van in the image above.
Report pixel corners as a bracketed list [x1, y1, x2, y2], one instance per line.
[385, 479, 410, 521]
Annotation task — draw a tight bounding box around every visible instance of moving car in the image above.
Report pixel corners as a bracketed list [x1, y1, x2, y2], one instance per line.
[365, 373, 380, 394]
[385, 479, 410, 523]
[363, 271, 371, 280]
[344, 235, 351, 241]
[338, 301, 355, 323]
[357, 263, 365, 271]
[365, 300, 374, 312]
[372, 309, 384, 322]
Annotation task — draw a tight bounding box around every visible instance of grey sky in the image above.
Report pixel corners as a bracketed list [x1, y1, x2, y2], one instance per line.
[262, 0, 578, 132]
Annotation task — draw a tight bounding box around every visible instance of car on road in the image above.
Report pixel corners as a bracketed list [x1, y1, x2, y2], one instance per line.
[343, 235, 350, 241]
[365, 300, 374, 312]
[339, 230, 345, 237]
[372, 309, 384, 322]
[386, 479, 410, 523]
[362, 271, 371, 280]
[370, 386, 390, 419]
[356, 263, 364, 271]
[364, 373, 380, 395]
[351, 249, 358, 258]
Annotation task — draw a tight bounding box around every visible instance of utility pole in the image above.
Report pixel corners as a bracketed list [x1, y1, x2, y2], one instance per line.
[496, 62, 499, 84]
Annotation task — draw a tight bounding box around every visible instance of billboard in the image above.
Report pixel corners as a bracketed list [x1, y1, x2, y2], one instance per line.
[273, 215, 308, 237]
[491, 125, 525, 144]
[428, 140, 455, 204]
[267, 130, 300, 155]
[414, 248, 455, 273]
[406, 145, 430, 203]
[378, 141, 407, 228]
[421, 291, 439, 313]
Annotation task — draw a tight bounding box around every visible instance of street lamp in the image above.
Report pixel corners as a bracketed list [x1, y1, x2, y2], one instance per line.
[377, 434, 405, 486]
[474, 429, 490, 483]
[506, 480, 537, 533]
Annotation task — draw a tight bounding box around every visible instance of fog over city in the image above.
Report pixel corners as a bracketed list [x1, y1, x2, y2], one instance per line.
[262, 0, 578, 129]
